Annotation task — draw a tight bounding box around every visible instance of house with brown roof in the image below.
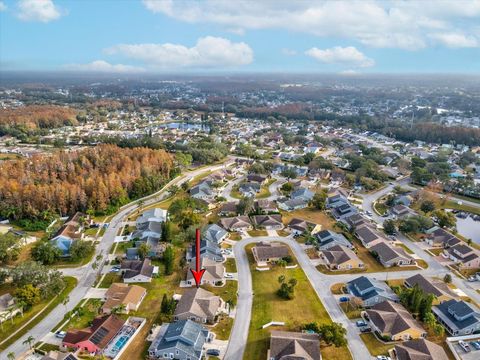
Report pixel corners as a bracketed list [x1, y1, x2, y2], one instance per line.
[267, 331, 321, 360]
[288, 218, 321, 236]
[121, 258, 158, 283]
[219, 216, 252, 232]
[247, 174, 268, 184]
[321, 245, 364, 271]
[251, 214, 284, 230]
[392, 338, 448, 360]
[404, 274, 456, 304]
[62, 315, 125, 354]
[186, 257, 225, 287]
[370, 242, 415, 268]
[101, 283, 146, 314]
[365, 301, 426, 341]
[174, 287, 226, 324]
[252, 242, 289, 264]
[391, 205, 414, 219]
[218, 202, 238, 217]
[255, 199, 278, 214]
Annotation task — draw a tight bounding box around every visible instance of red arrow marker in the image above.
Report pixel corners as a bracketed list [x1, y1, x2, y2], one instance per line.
[190, 228, 205, 288]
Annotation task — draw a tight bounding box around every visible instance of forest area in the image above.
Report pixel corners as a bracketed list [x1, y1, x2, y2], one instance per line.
[0, 145, 174, 230]
[0, 105, 78, 129]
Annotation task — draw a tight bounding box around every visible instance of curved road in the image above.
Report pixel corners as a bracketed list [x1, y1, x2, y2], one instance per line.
[224, 236, 370, 360]
[4, 159, 234, 358]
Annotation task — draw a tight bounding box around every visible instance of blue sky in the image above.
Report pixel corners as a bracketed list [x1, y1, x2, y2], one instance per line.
[1, 0, 480, 73]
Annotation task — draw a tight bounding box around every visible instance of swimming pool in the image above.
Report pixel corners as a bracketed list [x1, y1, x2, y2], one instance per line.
[113, 335, 129, 352]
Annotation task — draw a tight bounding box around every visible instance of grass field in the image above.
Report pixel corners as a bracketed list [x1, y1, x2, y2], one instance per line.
[243, 245, 351, 360]
[225, 258, 237, 273]
[247, 229, 268, 237]
[256, 179, 276, 199]
[360, 333, 396, 356]
[281, 208, 336, 231]
[62, 299, 102, 332]
[0, 276, 77, 351]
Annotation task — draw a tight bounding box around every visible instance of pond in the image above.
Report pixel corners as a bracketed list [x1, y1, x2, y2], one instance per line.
[456, 215, 480, 244]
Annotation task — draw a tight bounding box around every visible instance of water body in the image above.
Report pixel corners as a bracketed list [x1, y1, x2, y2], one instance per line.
[456, 215, 480, 243]
[161, 122, 209, 131]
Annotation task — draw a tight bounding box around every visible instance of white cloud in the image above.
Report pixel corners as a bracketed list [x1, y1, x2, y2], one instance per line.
[17, 0, 62, 22]
[142, 0, 480, 50]
[63, 60, 145, 73]
[430, 32, 478, 48]
[305, 46, 375, 68]
[0, 2, 7, 12]
[105, 36, 253, 69]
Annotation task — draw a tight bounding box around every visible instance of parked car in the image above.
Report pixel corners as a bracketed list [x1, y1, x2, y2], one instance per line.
[468, 276, 477, 282]
[225, 274, 234, 279]
[376, 356, 391, 360]
[360, 327, 371, 333]
[339, 296, 349, 302]
[356, 320, 367, 327]
[206, 349, 221, 356]
[470, 341, 480, 350]
[55, 330, 66, 339]
[459, 340, 471, 352]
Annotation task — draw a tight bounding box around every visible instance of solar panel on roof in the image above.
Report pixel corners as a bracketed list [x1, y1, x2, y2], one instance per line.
[90, 326, 109, 345]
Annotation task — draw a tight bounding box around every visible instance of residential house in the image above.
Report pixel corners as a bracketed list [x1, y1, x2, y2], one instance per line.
[251, 215, 283, 230]
[365, 301, 427, 341]
[252, 242, 289, 264]
[345, 213, 370, 230]
[218, 202, 238, 217]
[392, 338, 448, 360]
[190, 181, 215, 200]
[131, 208, 168, 258]
[40, 352, 79, 360]
[186, 257, 225, 286]
[432, 299, 480, 336]
[316, 230, 352, 250]
[290, 187, 314, 202]
[174, 287, 225, 324]
[101, 283, 146, 314]
[202, 224, 228, 245]
[238, 182, 261, 197]
[446, 243, 480, 269]
[255, 199, 278, 214]
[347, 276, 399, 307]
[404, 274, 456, 304]
[267, 331, 321, 360]
[219, 216, 252, 232]
[50, 212, 87, 256]
[247, 174, 267, 184]
[148, 320, 209, 360]
[321, 245, 364, 271]
[355, 224, 385, 248]
[188, 239, 223, 262]
[277, 197, 310, 211]
[370, 242, 415, 268]
[391, 205, 414, 219]
[0, 293, 21, 323]
[62, 315, 125, 354]
[121, 259, 158, 283]
[288, 218, 321, 236]
[424, 228, 461, 248]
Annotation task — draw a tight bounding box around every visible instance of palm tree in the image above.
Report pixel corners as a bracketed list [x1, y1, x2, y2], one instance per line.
[23, 335, 35, 350]
[7, 352, 15, 360]
[111, 304, 126, 315]
[62, 296, 70, 312]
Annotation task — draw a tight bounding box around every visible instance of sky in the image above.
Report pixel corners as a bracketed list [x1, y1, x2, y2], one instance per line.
[1, 0, 480, 74]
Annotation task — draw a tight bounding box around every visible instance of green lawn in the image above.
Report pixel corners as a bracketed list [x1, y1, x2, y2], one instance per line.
[98, 273, 122, 288]
[256, 179, 276, 199]
[247, 229, 268, 237]
[360, 333, 396, 356]
[229, 232, 242, 241]
[339, 302, 363, 319]
[243, 245, 351, 360]
[62, 299, 102, 331]
[211, 315, 234, 340]
[225, 258, 237, 273]
[0, 276, 77, 351]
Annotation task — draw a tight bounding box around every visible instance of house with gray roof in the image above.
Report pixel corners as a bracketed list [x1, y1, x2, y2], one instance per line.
[393, 338, 448, 360]
[355, 224, 385, 248]
[219, 216, 252, 232]
[131, 208, 168, 258]
[277, 197, 309, 211]
[190, 181, 215, 200]
[347, 276, 399, 307]
[148, 319, 209, 360]
[202, 224, 228, 245]
[404, 274, 456, 304]
[188, 239, 223, 263]
[370, 242, 415, 268]
[251, 214, 283, 230]
[316, 230, 352, 250]
[291, 187, 314, 202]
[432, 299, 480, 336]
[238, 182, 261, 197]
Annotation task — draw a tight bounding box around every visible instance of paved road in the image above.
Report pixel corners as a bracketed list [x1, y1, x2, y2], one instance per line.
[225, 236, 371, 360]
[4, 160, 234, 359]
[266, 177, 286, 201]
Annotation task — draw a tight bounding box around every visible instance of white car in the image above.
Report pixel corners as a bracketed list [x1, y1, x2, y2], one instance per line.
[224, 274, 234, 279]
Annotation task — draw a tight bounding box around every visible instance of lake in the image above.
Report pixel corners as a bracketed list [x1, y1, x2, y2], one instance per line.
[161, 122, 209, 131]
[456, 215, 480, 243]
